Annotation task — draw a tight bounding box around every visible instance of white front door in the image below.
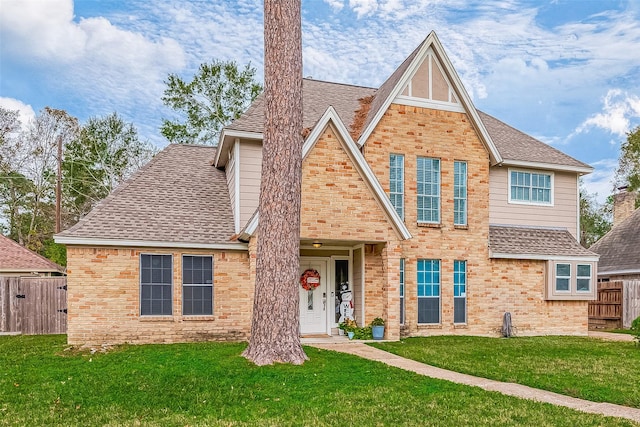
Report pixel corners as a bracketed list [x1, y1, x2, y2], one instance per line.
[299, 258, 328, 335]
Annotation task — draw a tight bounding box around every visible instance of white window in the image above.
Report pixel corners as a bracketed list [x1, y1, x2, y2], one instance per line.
[400, 258, 405, 325]
[417, 157, 440, 223]
[454, 161, 467, 226]
[389, 154, 404, 219]
[546, 261, 596, 300]
[509, 170, 553, 205]
[577, 264, 592, 292]
[453, 260, 467, 323]
[555, 263, 571, 292]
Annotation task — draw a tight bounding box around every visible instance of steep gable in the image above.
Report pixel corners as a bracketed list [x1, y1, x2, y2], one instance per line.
[357, 31, 502, 166]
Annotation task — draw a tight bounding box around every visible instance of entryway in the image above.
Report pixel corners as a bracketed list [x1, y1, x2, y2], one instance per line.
[299, 258, 328, 335]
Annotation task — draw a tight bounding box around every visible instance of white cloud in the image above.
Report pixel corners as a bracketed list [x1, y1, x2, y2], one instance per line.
[0, 97, 36, 130]
[349, 0, 379, 17]
[575, 90, 640, 137]
[581, 158, 618, 204]
[323, 0, 345, 11]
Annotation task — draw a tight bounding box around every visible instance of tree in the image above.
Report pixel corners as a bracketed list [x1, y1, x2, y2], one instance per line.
[63, 112, 155, 225]
[242, 0, 306, 365]
[161, 60, 262, 145]
[615, 125, 640, 207]
[579, 186, 612, 248]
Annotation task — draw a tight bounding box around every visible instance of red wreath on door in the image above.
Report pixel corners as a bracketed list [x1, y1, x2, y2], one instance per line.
[300, 269, 321, 291]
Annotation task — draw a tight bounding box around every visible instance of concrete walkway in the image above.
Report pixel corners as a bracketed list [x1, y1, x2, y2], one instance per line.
[308, 342, 640, 424]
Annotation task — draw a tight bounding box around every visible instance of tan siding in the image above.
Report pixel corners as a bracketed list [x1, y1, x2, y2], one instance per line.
[489, 167, 579, 237]
[225, 144, 237, 231]
[238, 141, 262, 229]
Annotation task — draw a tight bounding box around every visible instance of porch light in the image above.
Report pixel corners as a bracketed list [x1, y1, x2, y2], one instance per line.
[312, 241, 322, 248]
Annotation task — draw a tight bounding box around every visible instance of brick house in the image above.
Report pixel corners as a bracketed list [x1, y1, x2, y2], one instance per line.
[55, 32, 598, 345]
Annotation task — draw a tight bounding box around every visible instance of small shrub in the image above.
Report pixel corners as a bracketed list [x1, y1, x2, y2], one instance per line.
[370, 317, 385, 326]
[632, 316, 640, 346]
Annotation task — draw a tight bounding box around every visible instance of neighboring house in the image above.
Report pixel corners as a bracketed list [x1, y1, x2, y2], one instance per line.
[55, 32, 598, 346]
[590, 188, 640, 281]
[0, 234, 64, 277]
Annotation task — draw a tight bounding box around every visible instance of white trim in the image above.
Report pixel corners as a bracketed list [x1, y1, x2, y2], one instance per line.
[234, 140, 241, 233]
[331, 255, 352, 328]
[490, 252, 599, 262]
[554, 262, 572, 293]
[508, 168, 555, 207]
[355, 244, 365, 326]
[597, 269, 640, 276]
[55, 236, 248, 251]
[501, 159, 592, 174]
[356, 32, 503, 165]
[394, 96, 465, 113]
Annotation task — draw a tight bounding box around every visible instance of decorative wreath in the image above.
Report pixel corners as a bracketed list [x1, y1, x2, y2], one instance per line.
[300, 269, 321, 291]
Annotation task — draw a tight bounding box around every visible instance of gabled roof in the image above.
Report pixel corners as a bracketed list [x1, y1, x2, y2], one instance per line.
[355, 31, 502, 165]
[55, 145, 246, 250]
[590, 207, 640, 275]
[215, 79, 376, 167]
[219, 31, 589, 174]
[489, 225, 598, 260]
[238, 107, 412, 242]
[0, 234, 63, 274]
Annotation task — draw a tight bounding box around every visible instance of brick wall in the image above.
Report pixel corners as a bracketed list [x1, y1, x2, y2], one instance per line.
[363, 104, 588, 336]
[66, 246, 252, 345]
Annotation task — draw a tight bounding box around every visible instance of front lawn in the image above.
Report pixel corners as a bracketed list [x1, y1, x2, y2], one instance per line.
[0, 335, 636, 426]
[372, 336, 640, 408]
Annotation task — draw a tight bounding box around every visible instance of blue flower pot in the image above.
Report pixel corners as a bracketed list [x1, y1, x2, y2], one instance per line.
[347, 331, 355, 340]
[372, 326, 384, 340]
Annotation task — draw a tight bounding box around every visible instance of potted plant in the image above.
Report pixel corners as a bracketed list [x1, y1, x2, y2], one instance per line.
[339, 319, 357, 339]
[370, 317, 385, 340]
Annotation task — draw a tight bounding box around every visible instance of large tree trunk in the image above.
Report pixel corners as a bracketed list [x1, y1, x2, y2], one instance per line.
[242, 0, 306, 365]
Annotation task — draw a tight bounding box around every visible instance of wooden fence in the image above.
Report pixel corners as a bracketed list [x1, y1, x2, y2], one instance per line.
[623, 280, 640, 328]
[589, 280, 640, 330]
[0, 276, 67, 334]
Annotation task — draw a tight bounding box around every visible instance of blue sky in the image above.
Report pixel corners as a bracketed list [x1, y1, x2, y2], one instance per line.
[1, 0, 639, 202]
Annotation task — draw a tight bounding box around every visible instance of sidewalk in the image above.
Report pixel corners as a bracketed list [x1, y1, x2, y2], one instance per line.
[308, 342, 640, 424]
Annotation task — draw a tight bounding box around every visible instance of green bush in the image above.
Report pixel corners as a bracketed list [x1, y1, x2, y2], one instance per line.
[632, 316, 640, 346]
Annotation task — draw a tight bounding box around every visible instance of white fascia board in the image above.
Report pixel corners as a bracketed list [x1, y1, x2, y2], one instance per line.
[357, 31, 503, 166]
[597, 269, 640, 276]
[490, 252, 599, 262]
[54, 236, 248, 251]
[238, 211, 259, 241]
[214, 129, 263, 167]
[500, 159, 593, 174]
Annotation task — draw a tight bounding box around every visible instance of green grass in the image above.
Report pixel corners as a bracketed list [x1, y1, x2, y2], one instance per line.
[0, 335, 637, 426]
[372, 336, 640, 408]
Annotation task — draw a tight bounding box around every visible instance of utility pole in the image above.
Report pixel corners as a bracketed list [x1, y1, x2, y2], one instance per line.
[55, 135, 62, 233]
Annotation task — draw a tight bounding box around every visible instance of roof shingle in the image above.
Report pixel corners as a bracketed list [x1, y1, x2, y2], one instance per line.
[590, 208, 640, 273]
[58, 144, 236, 245]
[0, 235, 63, 273]
[489, 225, 597, 258]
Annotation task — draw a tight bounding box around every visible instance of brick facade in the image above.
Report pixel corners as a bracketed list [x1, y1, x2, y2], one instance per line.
[362, 104, 588, 337]
[66, 247, 252, 345]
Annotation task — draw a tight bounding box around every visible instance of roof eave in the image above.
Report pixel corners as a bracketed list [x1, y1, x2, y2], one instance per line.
[499, 159, 593, 174]
[597, 268, 640, 276]
[489, 251, 599, 261]
[54, 236, 248, 251]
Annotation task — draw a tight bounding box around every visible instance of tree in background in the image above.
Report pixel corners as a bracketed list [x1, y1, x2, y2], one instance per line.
[579, 185, 612, 248]
[63, 112, 155, 225]
[161, 60, 262, 145]
[242, 0, 306, 365]
[615, 125, 640, 207]
[0, 107, 153, 266]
